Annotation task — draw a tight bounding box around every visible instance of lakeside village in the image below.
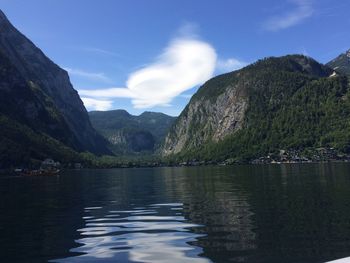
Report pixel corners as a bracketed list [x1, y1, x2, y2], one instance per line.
[249, 147, 350, 164]
[13, 158, 64, 176]
[177, 147, 350, 166]
[3, 147, 350, 176]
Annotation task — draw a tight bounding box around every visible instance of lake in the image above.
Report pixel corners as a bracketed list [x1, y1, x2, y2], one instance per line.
[1, 164, 350, 263]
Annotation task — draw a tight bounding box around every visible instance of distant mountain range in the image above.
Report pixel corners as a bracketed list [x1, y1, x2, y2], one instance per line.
[1, 8, 350, 167]
[162, 55, 350, 162]
[0, 10, 110, 168]
[89, 110, 175, 154]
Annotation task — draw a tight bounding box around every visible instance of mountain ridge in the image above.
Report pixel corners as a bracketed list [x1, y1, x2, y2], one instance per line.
[162, 54, 350, 162]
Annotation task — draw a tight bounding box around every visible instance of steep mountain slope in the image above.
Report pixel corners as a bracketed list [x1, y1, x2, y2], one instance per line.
[0, 10, 110, 167]
[162, 55, 350, 161]
[89, 110, 175, 154]
[0, 11, 108, 153]
[327, 49, 350, 76]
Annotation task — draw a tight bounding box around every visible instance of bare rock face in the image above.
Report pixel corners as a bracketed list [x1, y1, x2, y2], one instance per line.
[162, 78, 247, 155]
[0, 10, 110, 154]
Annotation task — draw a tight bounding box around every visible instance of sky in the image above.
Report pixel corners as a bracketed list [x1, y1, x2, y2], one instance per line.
[1, 0, 349, 116]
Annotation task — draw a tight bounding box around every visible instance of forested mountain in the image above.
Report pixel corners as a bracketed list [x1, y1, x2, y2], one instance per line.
[0, 10, 110, 168]
[162, 55, 350, 162]
[89, 110, 175, 154]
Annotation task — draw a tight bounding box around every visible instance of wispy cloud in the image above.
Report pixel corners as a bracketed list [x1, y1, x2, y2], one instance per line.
[81, 97, 113, 111]
[79, 34, 217, 109]
[216, 58, 247, 73]
[82, 47, 120, 57]
[263, 0, 314, 31]
[64, 67, 112, 83]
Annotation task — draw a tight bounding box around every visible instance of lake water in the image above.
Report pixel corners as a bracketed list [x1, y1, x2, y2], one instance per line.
[1, 164, 350, 263]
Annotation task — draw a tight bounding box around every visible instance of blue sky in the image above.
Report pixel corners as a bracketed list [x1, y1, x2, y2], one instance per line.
[1, 0, 349, 116]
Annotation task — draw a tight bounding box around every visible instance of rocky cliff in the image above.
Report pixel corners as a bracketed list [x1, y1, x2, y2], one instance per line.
[163, 81, 247, 155]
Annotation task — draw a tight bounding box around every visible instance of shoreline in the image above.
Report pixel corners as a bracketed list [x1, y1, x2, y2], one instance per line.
[2, 159, 350, 175]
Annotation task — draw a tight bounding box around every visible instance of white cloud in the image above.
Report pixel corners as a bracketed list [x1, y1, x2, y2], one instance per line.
[127, 38, 217, 108]
[64, 67, 111, 83]
[263, 0, 314, 31]
[79, 87, 133, 98]
[216, 58, 247, 73]
[81, 97, 113, 111]
[79, 37, 217, 109]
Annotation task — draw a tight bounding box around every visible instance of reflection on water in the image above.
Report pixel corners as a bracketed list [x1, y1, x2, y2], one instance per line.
[1, 164, 350, 263]
[54, 203, 210, 263]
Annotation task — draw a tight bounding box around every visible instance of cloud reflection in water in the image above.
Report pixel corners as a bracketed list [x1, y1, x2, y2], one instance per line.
[52, 203, 211, 263]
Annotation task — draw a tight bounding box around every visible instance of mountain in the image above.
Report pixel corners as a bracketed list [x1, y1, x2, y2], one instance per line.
[327, 49, 350, 76]
[89, 110, 176, 154]
[0, 10, 110, 167]
[162, 55, 350, 162]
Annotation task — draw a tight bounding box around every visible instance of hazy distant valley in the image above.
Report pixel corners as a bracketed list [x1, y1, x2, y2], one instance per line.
[89, 110, 175, 155]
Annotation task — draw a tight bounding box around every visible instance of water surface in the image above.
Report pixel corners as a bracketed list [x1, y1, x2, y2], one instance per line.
[1, 164, 350, 262]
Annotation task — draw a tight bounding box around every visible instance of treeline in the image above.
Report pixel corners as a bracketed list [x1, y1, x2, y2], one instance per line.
[0, 114, 81, 169]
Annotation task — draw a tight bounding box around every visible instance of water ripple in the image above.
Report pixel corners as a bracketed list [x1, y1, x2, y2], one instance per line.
[52, 203, 211, 263]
